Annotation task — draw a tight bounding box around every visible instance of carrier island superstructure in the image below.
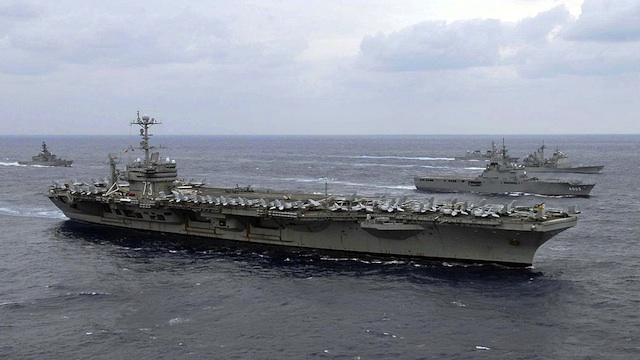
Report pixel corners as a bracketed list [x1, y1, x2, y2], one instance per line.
[47, 113, 579, 267]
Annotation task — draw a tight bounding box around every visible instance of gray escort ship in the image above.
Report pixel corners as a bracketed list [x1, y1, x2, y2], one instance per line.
[47, 112, 580, 266]
[415, 144, 595, 197]
[521, 143, 604, 174]
[19, 142, 73, 167]
[455, 141, 518, 162]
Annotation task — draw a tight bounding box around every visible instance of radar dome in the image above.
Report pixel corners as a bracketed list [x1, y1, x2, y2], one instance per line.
[141, 114, 150, 121]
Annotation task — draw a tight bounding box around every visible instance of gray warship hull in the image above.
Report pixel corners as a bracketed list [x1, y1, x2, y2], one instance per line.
[414, 176, 594, 196]
[455, 155, 518, 162]
[48, 187, 576, 267]
[523, 165, 604, 174]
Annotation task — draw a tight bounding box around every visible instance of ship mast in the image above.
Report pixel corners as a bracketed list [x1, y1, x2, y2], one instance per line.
[131, 111, 161, 166]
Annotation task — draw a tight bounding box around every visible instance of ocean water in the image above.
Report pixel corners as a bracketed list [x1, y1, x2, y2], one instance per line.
[1, 134, 639, 359]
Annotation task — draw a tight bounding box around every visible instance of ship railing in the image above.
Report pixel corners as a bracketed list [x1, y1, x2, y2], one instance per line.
[267, 210, 300, 219]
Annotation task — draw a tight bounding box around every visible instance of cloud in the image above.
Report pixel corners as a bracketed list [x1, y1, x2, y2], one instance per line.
[0, 1, 38, 20]
[359, 19, 506, 71]
[512, 5, 571, 44]
[561, 0, 640, 42]
[357, 3, 640, 78]
[0, 1, 638, 135]
[0, 4, 301, 75]
[519, 1, 640, 77]
[357, 7, 573, 73]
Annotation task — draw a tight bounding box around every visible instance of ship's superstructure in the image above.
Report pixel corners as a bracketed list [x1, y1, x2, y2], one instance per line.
[47, 113, 580, 266]
[455, 141, 518, 162]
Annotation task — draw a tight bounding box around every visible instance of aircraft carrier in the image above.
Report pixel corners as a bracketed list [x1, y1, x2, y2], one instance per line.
[47, 113, 580, 266]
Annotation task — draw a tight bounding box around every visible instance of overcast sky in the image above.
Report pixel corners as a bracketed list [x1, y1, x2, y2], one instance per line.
[1, 0, 638, 135]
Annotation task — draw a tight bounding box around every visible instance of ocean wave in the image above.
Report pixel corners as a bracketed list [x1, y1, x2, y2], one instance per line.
[349, 162, 452, 169]
[0, 205, 67, 219]
[276, 177, 414, 190]
[318, 256, 408, 266]
[0, 161, 25, 167]
[0, 161, 59, 168]
[342, 155, 455, 161]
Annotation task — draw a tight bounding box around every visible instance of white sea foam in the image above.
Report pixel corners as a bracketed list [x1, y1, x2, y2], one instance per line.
[169, 317, 191, 326]
[276, 177, 414, 191]
[0, 161, 57, 168]
[0, 205, 67, 219]
[344, 155, 455, 161]
[0, 161, 24, 167]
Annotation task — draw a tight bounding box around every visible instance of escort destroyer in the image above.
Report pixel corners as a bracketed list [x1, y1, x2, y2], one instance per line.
[19, 142, 73, 167]
[521, 143, 604, 174]
[47, 113, 580, 266]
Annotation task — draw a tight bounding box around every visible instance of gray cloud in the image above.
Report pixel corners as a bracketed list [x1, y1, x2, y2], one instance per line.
[561, 0, 640, 42]
[0, 1, 638, 135]
[0, 1, 39, 20]
[513, 5, 572, 44]
[357, 3, 640, 78]
[517, 1, 640, 77]
[359, 19, 506, 71]
[0, 5, 300, 76]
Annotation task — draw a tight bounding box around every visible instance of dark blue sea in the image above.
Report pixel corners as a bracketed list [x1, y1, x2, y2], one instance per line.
[1, 134, 638, 359]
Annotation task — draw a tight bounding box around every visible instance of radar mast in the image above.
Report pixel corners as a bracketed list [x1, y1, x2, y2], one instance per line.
[131, 111, 161, 166]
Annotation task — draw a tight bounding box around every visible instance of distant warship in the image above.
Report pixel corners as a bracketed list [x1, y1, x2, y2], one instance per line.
[47, 112, 580, 266]
[416, 143, 595, 197]
[455, 141, 518, 162]
[521, 143, 604, 174]
[19, 142, 73, 167]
